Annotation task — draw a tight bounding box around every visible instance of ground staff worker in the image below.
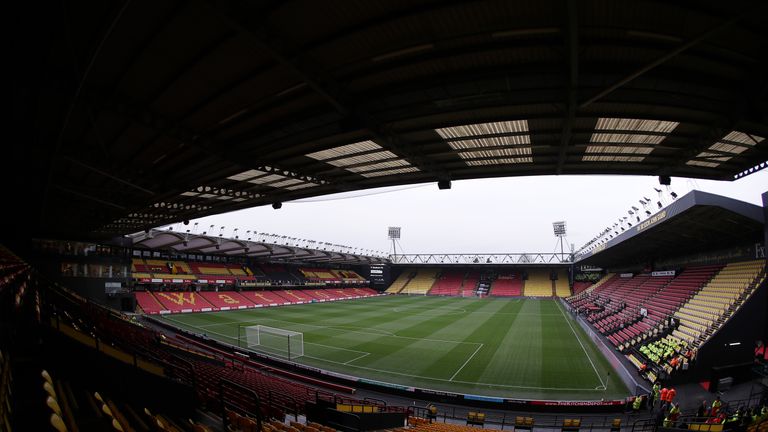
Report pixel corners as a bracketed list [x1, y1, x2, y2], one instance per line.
[633, 395, 644, 413]
[651, 383, 661, 409]
[667, 387, 677, 404]
[711, 396, 723, 416]
[664, 403, 681, 427]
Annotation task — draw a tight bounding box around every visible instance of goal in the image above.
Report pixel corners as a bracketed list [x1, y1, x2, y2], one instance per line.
[243, 325, 304, 360]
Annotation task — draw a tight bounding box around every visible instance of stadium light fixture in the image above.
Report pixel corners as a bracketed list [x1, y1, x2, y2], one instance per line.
[437, 179, 451, 190]
[657, 201, 663, 209]
[646, 210, 652, 216]
[670, 191, 678, 199]
[272, 202, 282, 209]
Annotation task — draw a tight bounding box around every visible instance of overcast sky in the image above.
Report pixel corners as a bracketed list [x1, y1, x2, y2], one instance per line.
[174, 171, 767, 256]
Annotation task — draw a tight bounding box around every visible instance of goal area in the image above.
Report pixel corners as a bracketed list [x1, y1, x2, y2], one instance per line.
[243, 325, 304, 360]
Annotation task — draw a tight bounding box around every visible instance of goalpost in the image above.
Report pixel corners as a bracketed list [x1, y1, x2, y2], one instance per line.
[243, 325, 304, 360]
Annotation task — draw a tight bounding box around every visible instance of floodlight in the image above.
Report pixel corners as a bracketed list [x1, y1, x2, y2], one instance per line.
[388, 227, 401, 240]
[552, 221, 567, 236]
[657, 201, 663, 209]
[272, 202, 282, 209]
[636, 216, 640, 222]
[646, 210, 651, 216]
[659, 175, 671, 185]
[437, 179, 451, 190]
[670, 191, 678, 199]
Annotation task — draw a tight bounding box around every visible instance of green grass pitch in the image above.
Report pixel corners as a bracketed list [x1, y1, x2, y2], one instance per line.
[159, 295, 628, 400]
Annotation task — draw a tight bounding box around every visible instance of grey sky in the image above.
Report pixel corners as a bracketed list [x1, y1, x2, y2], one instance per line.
[175, 172, 767, 255]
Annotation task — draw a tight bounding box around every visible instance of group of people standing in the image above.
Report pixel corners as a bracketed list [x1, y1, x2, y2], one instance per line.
[637, 382, 768, 431]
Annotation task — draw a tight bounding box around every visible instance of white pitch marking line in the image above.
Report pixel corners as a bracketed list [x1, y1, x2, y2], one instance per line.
[300, 354, 600, 391]
[555, 300, 606, 389]
[194, 316, 480, 346]
[166, 315, 599, 392]
[304, 341, 369, 355]
[344, 352, 370, 365]
[449, 343, 483, 381]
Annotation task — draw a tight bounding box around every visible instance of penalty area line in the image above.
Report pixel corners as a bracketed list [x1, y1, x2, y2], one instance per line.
[449, 343, 483, 381]
[344, 352, 371, 365]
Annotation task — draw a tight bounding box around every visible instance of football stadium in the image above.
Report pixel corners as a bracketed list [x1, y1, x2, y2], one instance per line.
[6, 1, 768, 432]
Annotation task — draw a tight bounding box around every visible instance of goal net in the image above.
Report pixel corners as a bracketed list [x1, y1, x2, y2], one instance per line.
[243, 325, 304, 360]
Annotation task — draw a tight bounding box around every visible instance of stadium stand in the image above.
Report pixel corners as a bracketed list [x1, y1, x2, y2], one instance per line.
[386, 271, 414, 293]
[258, 264, 302, 284]
[554, 270, 571, 297]
[463, 272, 480, 297]
[300, 268, 341, 283]
[523, 270, 553, 297]
[401, 270, 439, 295]
[242, 290, 293, 306]
[428, 270, 464, 296]
[572, 273, 616, 299]
[336, 270, 366, 282]
[277, 289, 315, 303]
[199, 291, 256, 309]
[189, 262, 234, 276]
[589, 274, 673, 347]
[673, 260, 767, 347]
[489, 272, 522, 297]
[39, 282, 371, 425]
[572, 281, 593, 295]
[568, 263, 757, 354]
[134, 288, 380, 313]
[131, 258, 371, 290]
[153, 291, 216, 312]
[134, 291, 168, 314]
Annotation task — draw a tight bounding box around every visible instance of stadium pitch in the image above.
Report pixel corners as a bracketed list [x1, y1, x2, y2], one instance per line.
[159, 295, 629, 400]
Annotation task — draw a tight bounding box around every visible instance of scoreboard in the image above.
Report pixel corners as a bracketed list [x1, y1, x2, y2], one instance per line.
[368, 263, 390, 289]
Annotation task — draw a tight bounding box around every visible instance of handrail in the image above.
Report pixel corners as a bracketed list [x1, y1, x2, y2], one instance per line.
[220, 378, 262, 431]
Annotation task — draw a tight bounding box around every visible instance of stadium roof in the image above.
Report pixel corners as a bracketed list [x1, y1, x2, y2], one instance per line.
[129, 229, 387, 265]
[576, 190, 765, 268]
[11, 0, 768, 240]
